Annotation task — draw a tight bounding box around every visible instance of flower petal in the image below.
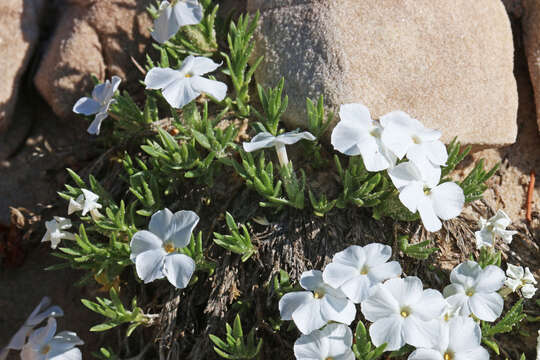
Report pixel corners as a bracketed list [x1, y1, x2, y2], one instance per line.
[423, 140, 448, 166]
[292, 299, 326, 334]
[168, 210, 200, 248]
[418, 196, 442, 232]
[398, 181, 424, 213]
[243, 132, 276, 152]
[368, 261, 402, 284]
[87, 111, 108, 135]
[368, 315, 404, 351]
[450, 261, 481, 286]
[172, 0, 203, 27]
[190, 76, 227, 101]
[331, 120, 368, 156]
[72, 97, 101, 116]
[474, 229, 494, 249]
[339, 103, 372, 126]
[163, 253, 195, 289]
[338, 274, 371, 304]
[359, 137, 393, 172]
[474, 265, 505, 293]
[151, 1, 179, 44]
[276, 131, 316, 145]
[135, 248, 166, 283]
[388, 161, 422, 190]
[188, 56, 221, 76]
[454, 347, 489, 360]
[320, 295, 356, 325]
[412, 289, 446, 320]
[447, 316, 481, 352]
[323, 262, 357, 290]
[49, 347, 82, 360]
[299, 270, 324, 291]
[48, 331, 84, 357]
[361, 284, 400, 322]
[130, 230, 163, 261]
[28, 317, 57, 347]
[408, 349, 444, 360]
[403, 317, 439, 349]
[380, 110, 415, 159]
[363, 243, 392, 267]
[469, 292, 503, 321]
[294, 332, 324, 360]
[385, 276, 424, 306]
[144, 67, 182, 90]
[162, 78, 198, 108]
[279, 291, 313, 320]
[430, 182, 464, 221]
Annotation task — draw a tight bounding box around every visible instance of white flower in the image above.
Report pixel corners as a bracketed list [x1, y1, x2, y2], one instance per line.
[360, 276, 446, 351]
[504, 264, 537, 299]
[408, 316, 489, 360]
[0, 297, 63, 359]
[474, 210, 517, 249]
[130, 208, 198, 289]
[388, 161, 464, 232]
[536, 330, 540, 360]
[294, 323, 354, 360]
[73, 76, 121, 135]
[242, 131, 316, 167]
[41, 217, 76, 249]
[331, 103, 396, 172]
[443, 260, 505, 322]
[380, 111, 448, 170]
[151, 0, 203, 44]
[144, 55, 227, 109]
[20, 318, 83, 360]
[278, 270, 356, 335]
[67, 189, 102, 221]
[322, 243, 402, 303]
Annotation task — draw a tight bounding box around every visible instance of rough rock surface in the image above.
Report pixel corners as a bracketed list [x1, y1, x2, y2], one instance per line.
[0, 0, 45, 131]
[523, 0, 540, 132]
[34, 0, 152, 119]
[248, 0, 518, 145]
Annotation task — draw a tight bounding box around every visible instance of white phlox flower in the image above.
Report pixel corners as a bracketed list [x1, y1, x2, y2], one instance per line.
[151, 0, 203, 44]
[443, 260, 505, 322]
[504, 264, 537, 299]
[322, 243, 402, 303]
[130, 208, 199, 289]
[41, 217, 76, 249]
[536, 330, 540, 360]
[294, 323, 354, 360]
[242, 131, 316, 167]
[408, 316, 489, 360]
[474, 210, 518, 249]
[278, 270, 356, 335]
[67, 189, 102, 221]
[144, 55, 227, 109]
[331, 103, 396, 172]
[380, 111, 448, 172]
[388, 161, 464, 232]
[360, 276, 446, 351]
[72, 76, 121, 135]
[0, 297, 63, 359]
[20, 318, 83, 360]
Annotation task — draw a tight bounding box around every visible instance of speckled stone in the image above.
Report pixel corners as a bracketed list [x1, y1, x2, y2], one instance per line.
[248, 0, 518, 145]
[523, 0, 540, 132]
[0, 0, 45, 131]
[34, 0, 152, 119]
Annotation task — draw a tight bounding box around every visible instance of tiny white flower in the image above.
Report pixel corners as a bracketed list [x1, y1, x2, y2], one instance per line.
[361, 276, 446, 351]
[152, 0, 203, 44]
[504, 264, 537, 299]
[294, 323, 354, 360]
[20, 318, 83, 360]
[130, 208, 198, 289]
[474, 210, 518, 249]
[380, 111, 448, 170]
[67, 189, 102, 221]
[408, 316, 489, 360]
[41, 217, 76, 249]
[536, 330, 540, 360]
[73, 76, 121, 135]
[144, 55, 227, 109]
[0, 297, 63, 358]
[331, 103, 397, 172]
[278, 270, 356, 335]
[242, 131, 316, 167]
[322, 243, 402, 303]
[388, 161, 464, 232]
[443, 260, 505, 322]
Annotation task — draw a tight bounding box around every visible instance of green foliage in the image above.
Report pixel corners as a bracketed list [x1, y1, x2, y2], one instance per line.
[481, 299, 526, 355]
[304, 95, 333, 167]
[93, 347, 121, 360]
[398, 236, 437, 260]
[147, 0, 218, 57]
[459, 159, 499, 203]
[209, 314, 262, 359]
[81, 288, 150, 337]
[107, 93, 159, 142]
[441, 138, 471, 179]
[270, 269, 294, 299]
[280, 163, 306, 210]
[353, 321, 387, 360]
[475, 246, 502, 268]
[48, 224, 131, 286]
[181, 231, 216, 277]
[252, 78, 288, 136]
[214, 212, 257, 262]
[308, 190, 337, 217]
[222, 11, 263, 117]
[334, 156, 391, 209]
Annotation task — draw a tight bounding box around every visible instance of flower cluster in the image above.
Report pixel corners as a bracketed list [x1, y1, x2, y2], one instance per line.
[279, 244, 508, 359]
[1, 297, 82, 360]
[130, 208, 199, 289]
[474, 210, 517, 249]
[505, 264, 537, 299]
[331, 104, 464, 232]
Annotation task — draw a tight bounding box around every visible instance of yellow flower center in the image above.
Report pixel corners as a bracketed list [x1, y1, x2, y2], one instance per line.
[444, 351, 453, 360]
[360, 265, 369, 275]
[369, 127, 381, 138]
[443, 313, 450, 321]
[325, 357, 334, 360]
[185, 73, 193, 78]
[163, 243, 175, 253]
[412, 135, 421, 144]
[313, 290, 325, 299]
[466, 289, 475, 297]
[40, 345, 51, 354]
[400, 307, 410, 318]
